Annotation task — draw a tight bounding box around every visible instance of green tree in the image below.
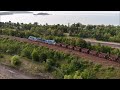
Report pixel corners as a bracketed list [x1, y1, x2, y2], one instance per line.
[21, 47, 32, 59]
[31, 49, 39, 61]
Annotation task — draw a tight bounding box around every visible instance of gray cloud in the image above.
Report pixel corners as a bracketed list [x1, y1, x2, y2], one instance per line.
[9, 11, 33, 14]
[0, 11, 51, 16]
[0, 12, 13, 15]
[0, 11, 33, 16]
[33, 12, 51, 15]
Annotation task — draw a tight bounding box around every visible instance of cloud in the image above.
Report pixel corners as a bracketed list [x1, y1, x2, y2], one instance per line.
[9, 11, 33, 14]
[33, 12, 51, 15]
[0, 12, 13, 15]
[0, 11, 33, 16]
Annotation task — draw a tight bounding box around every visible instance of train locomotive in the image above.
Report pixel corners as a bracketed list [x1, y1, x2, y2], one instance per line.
[28, 36, 56, 44]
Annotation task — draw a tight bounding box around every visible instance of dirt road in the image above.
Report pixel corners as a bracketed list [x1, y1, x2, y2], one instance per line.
[84, 38, 120, 49]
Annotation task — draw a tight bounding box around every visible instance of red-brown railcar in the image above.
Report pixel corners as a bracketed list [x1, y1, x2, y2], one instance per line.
[74, 46, 81, 52]
[117, 58, 120, 63]
[61, 44, 68, 48]
[89, 50, 98, 56]
[81, 48, 90, 54]
[98, 52, 108, 59]
[55, 43, 62, 47]
[108, 54, 118, 61]
[67, 45, 74, 50]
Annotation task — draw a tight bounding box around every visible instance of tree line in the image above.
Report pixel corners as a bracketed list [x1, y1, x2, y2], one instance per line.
[0, 22, 120, 56]
[0, 22, 120, 43]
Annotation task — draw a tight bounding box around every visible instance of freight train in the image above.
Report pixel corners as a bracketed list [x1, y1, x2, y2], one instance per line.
[28, 36, 120, 64]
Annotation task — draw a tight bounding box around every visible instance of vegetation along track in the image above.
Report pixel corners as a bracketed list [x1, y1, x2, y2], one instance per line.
[1, 35, 120, 68]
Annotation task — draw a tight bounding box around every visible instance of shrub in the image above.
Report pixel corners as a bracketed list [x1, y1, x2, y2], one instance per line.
[11, 55, 21, 66]
[64, 75, 73, 79]
[73, 71, 82, 79]
[73, 75, 82, 79]
[52, 70, 64, 79]
[64, 75, 69, 79]
[107, 66, 115, 71]
[39, 53, 47, 62]
[46, 59, 55, 66]
[93, 64, 102, 71]
[0, 54, 4, 58]
[44, 63, 52, 71]
[31, 49, 39, 61]
[81, 69, 96, 79]
[21, 47, 32, 59]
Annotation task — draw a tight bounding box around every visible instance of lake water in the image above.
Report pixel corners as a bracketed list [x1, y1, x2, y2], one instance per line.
[1, 11, 119, 25]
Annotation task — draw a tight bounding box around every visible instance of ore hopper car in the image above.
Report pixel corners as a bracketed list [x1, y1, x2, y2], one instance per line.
[74, 46, 81, 52]
[98, 52, 108, 59]
[108, 54, 118, 62]
[67, 45, 74, 50]
[61, 44, 68, 48]
[55, 43, 62, 47]
[81, 48, 90, 54]
[89, 50, 98, 56]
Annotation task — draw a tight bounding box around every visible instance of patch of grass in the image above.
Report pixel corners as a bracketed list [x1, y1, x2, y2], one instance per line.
[0, 54, 11, 65]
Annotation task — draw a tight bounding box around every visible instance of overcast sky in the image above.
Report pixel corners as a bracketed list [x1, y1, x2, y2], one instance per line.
[0, 11, 119, 25]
